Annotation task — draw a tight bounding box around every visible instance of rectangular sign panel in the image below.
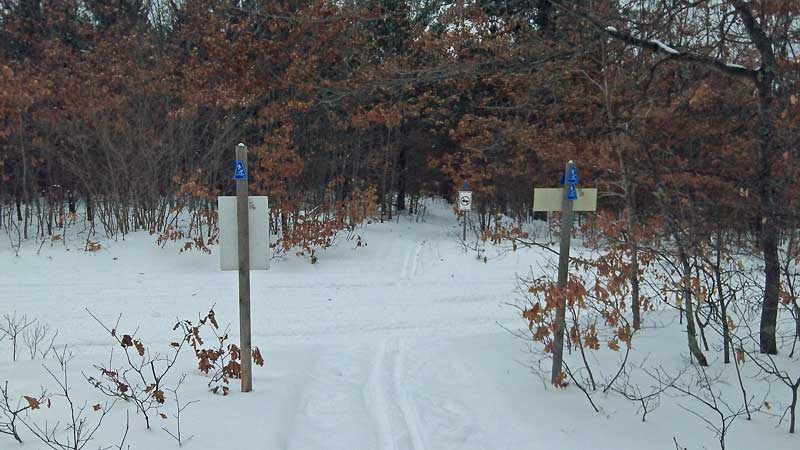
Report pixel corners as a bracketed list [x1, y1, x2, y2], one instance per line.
[458, 191, 472, 211]
[533, 188, 597, 212]
[218, 196, 270, 271]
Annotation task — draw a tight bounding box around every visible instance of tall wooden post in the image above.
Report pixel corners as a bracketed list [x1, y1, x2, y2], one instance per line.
[462, 212, 467, 242]
[235, 143, 253, 392]
[551, 160, 575, 386]
[462, 180, 469, 242]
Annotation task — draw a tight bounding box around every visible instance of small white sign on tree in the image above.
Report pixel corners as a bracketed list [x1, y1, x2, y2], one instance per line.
[218, 196, 270, 271]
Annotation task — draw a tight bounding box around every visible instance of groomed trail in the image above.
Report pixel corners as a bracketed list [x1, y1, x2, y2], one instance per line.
[1, 201, 796, 450]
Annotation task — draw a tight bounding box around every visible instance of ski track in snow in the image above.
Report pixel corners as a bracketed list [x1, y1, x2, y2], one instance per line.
[365, 338, 428, 450]
[283, 339, 429, 450]
[408, 241, 425, 280]
[366, 340, 398, 450]
[399, 240, 425, 285]
[284, 346, 379, 450]
[393, 339, 427, 450]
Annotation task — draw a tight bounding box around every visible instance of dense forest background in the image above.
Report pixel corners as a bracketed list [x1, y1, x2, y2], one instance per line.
[2, 1, 800, 362]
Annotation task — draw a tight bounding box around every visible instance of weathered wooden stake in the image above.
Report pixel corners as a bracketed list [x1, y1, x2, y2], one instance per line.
[462, 179, 469, 243]
[236, 143, 253, 392]
[551, 160, 575, 386]
[462, 212, 467, 242]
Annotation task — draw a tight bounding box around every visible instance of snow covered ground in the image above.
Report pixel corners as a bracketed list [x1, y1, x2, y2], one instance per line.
[1, 200, 797, 450]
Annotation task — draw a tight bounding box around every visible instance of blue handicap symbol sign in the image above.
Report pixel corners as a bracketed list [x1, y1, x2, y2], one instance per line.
[234, 160, 247, 181]
[567, 165, 579, 185]
[567, 184, 578, 200]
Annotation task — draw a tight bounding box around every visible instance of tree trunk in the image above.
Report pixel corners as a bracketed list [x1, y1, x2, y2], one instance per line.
[67, 191, 76, 215]
[86, 193, 94, 223]
[395, 147, 406, 212]
[716, 237, 732, 364]
[631, 244, 641, 329]
[760, 219, 780, 354]
[681, 249, 708, 366]
[23, 203, 29, 240]
[15, 195, 22, 222]
[730, 0, 781, 355]
[790, 383, 797, 434]
[626, 189, 641, 330]
[757, 73, 780, 353]
[789, 388, 797, 433]
[794, 302, 800, 354]
[536, 0, 554, 34]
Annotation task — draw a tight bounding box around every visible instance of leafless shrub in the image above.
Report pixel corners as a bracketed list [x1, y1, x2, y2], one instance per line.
[23, 321, 58, 360]
[20, 346, 115, 450]
[0, 381, 49, 443]
[0, 312, 36, 361]
[647, 365, 757, 450]
[738, 346, 800, 434]
[562, 361, 600, 413]
[161, 374, 197, 446]
[84, 309, 185, 430]
[606, 361, 674, 422]
[730, 304, 799, 433]
[100, 410, 130, 450]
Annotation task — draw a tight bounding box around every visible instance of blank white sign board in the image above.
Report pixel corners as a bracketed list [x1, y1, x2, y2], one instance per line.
[218, 196, 270, 271]
[533, 188, 597, 212]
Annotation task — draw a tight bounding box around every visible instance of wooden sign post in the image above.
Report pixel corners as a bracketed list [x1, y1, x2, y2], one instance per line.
[458, 180, 472, 242]
[533, 161, 597, 386]
[235, 143, 253, 393]
[218, 144, 269, 392]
